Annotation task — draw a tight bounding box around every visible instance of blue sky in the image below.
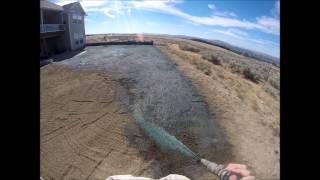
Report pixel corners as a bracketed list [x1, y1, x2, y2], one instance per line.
[53, 0, 280, 58]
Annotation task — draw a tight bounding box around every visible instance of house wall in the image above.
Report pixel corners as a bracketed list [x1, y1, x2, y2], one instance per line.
[64, 13, 71, 51]
[43, 11, 63, 24]
[41, 36, 66, 57]
[55, 35, 67, 52]
[40, 3, 86, 58]
[66, 6, 86, 50]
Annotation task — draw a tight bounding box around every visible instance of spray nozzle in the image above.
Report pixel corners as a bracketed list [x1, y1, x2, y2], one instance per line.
[200, 159, 242, 180]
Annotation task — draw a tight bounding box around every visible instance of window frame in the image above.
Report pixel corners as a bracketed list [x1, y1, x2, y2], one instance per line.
[74, 33, 79, 45]
[77, 15, 82, 24]
[72, 14, 77, 24]
[79, 33, 83, 44]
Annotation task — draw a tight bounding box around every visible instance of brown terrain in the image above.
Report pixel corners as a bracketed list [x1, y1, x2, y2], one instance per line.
[41, 34, 279, 180]
[41, 64, 156, 179]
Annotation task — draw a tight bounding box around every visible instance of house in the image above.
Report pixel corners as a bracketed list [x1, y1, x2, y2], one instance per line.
[40, 0, 86, 59]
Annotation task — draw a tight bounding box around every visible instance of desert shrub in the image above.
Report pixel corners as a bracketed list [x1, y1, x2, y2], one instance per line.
[202, 54, 221, 65]
[228, 62, 243, 74]
[264, 83, 279, 99]
[268, 77, 280, 90]
[243, 67, 259, 83]
[192, 60, 211, 75]
[204, 69, 212, 75]
[242, 52, 249, 57]
[179, 44, 200, 53]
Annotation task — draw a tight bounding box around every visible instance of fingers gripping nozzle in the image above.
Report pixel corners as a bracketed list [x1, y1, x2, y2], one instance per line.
[200, 159, 241, 180]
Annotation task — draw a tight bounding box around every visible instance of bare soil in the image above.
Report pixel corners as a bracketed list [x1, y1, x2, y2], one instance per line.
[40, 64, 150, 179]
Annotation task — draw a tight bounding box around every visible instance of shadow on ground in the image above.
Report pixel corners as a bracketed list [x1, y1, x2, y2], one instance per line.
[52, 48, 86, 62]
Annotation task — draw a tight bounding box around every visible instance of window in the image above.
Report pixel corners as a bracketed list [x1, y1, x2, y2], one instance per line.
[79, 33, 84, 44]
[74, 33, 79, 44]
[77, 15, 82, 24]
[72, 14, 77, 23]
[74, 33, 78, 39]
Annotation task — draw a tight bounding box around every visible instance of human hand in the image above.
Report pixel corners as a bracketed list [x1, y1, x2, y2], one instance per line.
[224, 163, 255, 180]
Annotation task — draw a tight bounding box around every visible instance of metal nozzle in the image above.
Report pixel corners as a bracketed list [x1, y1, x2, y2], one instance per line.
[200, 159, 241, 180]
[200, 159, 224, 175]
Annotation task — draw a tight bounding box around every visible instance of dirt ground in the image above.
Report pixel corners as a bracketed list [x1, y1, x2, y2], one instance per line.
[41, 35, 279, 180]
[41, 64, 223, 180]
[40, 64, 147, 179]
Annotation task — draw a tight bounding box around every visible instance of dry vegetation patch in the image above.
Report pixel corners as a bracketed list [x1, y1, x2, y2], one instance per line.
[179, 44, 201, 53]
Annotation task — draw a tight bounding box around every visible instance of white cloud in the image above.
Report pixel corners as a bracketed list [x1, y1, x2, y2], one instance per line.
[189, 15, 279, 35]
[82, 1, 130, 18]
[228, 28, 248, 36]
[256, 16, 279, 35]
[276, 1, 280, 15]
[182, 19, 200, 26]
[80, 0, 108, 9]
[213, 11, 237, 18]
[208, 3, 236, 18]
[56, 0, 107, 10]
[145, 21, 157, 26]
[103, 8, 117, 18]
[129, 0, 188, 18]
[271, 0, 280, 17]
[212, 28, 249, 40]
[55, 0, 75, 6]
[212, 28, 279, 47]
[85, 18, 92, 22]
[208, 4, 216, 10]
[102, 21, 111, 24]
[127, 7, 132, 16]
[249, 38, 279, 47]
[213, 29, 245, 40]
[188, 16, 253, 28]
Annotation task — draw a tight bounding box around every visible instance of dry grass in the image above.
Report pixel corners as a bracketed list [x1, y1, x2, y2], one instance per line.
[179, 44, 201, 53]
[242, 66, 260, 83]
[201, 53, 222, 65]
[191, 58, 212, 75]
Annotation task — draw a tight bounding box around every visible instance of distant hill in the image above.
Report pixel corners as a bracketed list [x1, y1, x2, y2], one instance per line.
[156, 34, 280, 67]
[188, 38, 280, 67]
